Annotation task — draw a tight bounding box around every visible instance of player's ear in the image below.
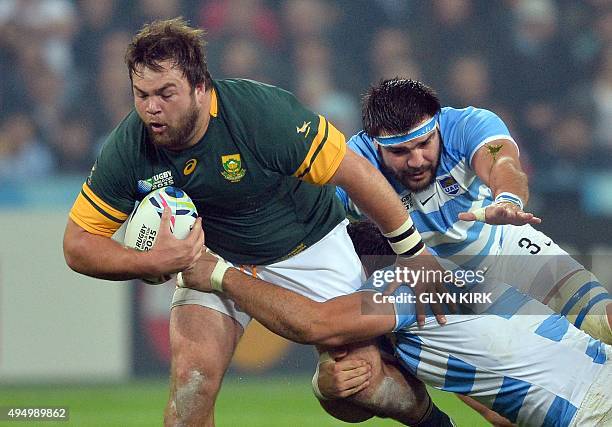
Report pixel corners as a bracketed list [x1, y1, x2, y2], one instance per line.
[193, 83, 207, 106]
[194, 82, 206, 96]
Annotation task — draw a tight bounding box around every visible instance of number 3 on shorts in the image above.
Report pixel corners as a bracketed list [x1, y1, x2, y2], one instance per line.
[518, 237, 541, 254]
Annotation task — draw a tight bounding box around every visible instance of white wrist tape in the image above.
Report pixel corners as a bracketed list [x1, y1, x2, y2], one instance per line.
[494, 192, 524, 210]
[470, 207, 487, 222]
[176, 272, 185, 288]
[382, 217, 414, 238]
[211, 258, 231, 292]
[383, 218, 425, 258]
[311, 363, 327, 400]
[388, 231, 422, 255]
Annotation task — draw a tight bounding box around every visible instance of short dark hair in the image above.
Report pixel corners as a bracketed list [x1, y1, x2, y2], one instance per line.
[362, 78, 441, 137]
[125, 17, 213, 90]
[347, 220, 396, 277]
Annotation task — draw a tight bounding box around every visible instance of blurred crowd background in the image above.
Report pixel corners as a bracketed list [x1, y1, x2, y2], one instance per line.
[0, 0, 611, 218]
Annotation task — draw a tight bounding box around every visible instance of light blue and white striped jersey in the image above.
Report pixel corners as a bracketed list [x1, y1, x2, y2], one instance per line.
[337, 107, 517, 269]
[360, 275, 610, 427]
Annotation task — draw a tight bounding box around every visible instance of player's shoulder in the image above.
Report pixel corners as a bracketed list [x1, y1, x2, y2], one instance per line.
[347, 131, 374, 151]
[214, 78, 307, 126]
[440, 106, 497, 122]
[214, 78, 294, 106]
[440, 106, 501, 127]
[213, 78, 321, 146]
[347, 131, 381, 165]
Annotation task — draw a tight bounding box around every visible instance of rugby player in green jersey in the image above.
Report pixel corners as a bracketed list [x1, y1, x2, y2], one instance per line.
[63, 18, 451, 426]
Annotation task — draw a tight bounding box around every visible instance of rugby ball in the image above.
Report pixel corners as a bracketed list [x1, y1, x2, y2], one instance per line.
[124, 186, 198, 284]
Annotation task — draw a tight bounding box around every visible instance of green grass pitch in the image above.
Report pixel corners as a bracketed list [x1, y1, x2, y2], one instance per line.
[0, 377, 488, 426]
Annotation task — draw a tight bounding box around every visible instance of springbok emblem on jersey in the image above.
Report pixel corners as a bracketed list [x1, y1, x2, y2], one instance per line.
[221, 154, 246, 182]
[296, 121, 311, 137]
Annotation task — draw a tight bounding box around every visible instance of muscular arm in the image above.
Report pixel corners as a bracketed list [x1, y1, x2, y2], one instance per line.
[64, 218, 154, 280]
[219, 269, 396, 347]
[471, 139, 529, 203]
[63, 209, 204, 280]
[329, 149, 450, 324]
[461, 138, 540, 225]
[328, 149, 409, 233]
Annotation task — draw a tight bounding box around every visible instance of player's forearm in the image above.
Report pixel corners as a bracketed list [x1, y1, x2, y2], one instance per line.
[63, 220, 153, 280]
[221, 269, 331, 344]
[489, 157, 529, 204]
[221, 270, 395, 346]
[329, 150, 409, 233]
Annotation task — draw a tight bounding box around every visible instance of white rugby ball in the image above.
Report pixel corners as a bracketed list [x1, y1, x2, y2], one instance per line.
[124, 186, 198, 284]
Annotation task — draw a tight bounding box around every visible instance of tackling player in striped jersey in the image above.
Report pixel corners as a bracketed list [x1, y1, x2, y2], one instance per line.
[331, 78, 612, 425]
[180, 239, 612, 427]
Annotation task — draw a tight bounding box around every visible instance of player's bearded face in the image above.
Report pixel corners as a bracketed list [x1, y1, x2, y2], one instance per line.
[146, 94, 199, 149]
[379, 129, 441, 192]
[132, 61, 204, 150]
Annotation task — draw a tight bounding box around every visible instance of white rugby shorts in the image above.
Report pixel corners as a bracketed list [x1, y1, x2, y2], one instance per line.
[171, 219, 365, 329]
[485, 224, 583, 299]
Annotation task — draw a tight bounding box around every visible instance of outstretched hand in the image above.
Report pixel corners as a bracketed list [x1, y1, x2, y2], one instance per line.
[459, 202, 541, 226]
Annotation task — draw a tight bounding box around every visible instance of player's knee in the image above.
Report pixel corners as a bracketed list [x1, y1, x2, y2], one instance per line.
[349, 360, 427, 420]
[331, 369, 427, 426]
[362, 373, 423, 413]
[176, 365, 222, 399]
[171, 365, 223, 422]
[315, 341, 428, 423]
[314, 344, 429, 425]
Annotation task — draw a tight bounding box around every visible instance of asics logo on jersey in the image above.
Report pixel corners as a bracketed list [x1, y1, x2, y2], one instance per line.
[183, 159, 197, 175]
[296, 121, 311, 137]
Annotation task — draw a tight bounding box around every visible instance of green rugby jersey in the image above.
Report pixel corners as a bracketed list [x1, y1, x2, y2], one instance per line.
[70, 79, 347, 265]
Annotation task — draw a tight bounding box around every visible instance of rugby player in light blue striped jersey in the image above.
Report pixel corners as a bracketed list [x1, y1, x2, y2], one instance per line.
[180, 242, 612, 427]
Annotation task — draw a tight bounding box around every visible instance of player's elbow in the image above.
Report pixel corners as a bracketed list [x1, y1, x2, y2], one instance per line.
[63, 235, 83, 273]
[282, 316, 329, 345]
[496, 157, 528, 182]
[294, 323, 346, 347]
[315, 333, 353, 348]
[63, 229, 90, 274]
[273, 302, 355, 347]
[295, 315, 352, 347]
